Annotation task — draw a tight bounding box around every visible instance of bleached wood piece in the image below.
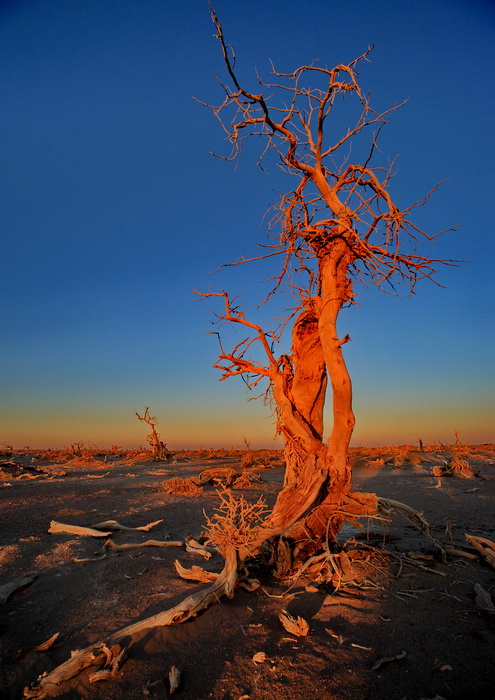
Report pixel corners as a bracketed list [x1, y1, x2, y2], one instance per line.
[105, 539, 183, 552]
[91, 519, 163, 532]
[174, 560, 218, 583]
[48, 521, 111, 537]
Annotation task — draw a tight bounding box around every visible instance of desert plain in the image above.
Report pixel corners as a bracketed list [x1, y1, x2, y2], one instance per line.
[0, 442, 494, 700]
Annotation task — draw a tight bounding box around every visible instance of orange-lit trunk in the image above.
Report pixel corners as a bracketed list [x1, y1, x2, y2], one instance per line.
[319, 253, 355, 487]
[281, 307, 327, 486]
[301, 250, 355, 536]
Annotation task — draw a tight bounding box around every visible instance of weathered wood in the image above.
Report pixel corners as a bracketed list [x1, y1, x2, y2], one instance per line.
[278, 609, 310, 637]
[168, 665, 181, 694]
[474, 583, 494, 611]
[48, 521, 111, 537]
[105, 539, 183, 552]
[196, 468, 238, 486]
[174, 560, 218, 583]
[465, 534, 495, 569]
[91, 519, 163, 532]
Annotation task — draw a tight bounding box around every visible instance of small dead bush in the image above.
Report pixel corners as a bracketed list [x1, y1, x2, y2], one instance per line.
[232, 472, 263, 489]
[240, 451, 258, 468]
[162, 477, 204, 496]
[204, 489, 269, 556]
[450, 455, 477, 479]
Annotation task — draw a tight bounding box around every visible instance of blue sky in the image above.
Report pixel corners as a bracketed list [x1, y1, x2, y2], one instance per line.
[1, 0, 494, 449]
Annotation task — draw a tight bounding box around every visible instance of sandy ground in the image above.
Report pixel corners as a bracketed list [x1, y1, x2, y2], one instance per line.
[0, 446, 494, 700]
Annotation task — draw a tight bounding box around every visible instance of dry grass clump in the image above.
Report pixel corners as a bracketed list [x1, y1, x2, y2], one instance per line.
[240, 451, 260, 469]
[162, 477, 204, 496]
[204, 489, 269, 556]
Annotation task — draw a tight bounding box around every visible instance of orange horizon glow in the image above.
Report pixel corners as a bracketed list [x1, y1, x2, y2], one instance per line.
[2, 400, 493, 451]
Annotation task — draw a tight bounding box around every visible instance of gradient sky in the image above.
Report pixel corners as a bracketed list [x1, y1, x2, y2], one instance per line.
[1, 0, 494, 449]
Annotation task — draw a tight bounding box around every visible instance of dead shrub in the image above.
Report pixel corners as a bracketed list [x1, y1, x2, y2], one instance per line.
[450, 455, 477, 479]
[204, 489, 269, 556]
[232, 472, 263, 489]
[162, 477, 203, 496]
[240, 451, 258, 468]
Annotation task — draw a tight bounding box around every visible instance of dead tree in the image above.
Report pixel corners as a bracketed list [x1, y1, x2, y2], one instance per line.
[24, 12, 455, 696]
[199, 9, 455, 554]
[135, 407, 171, 461]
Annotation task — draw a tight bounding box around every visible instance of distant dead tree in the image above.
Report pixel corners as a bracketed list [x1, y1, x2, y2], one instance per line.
[135, 407, 171, 461]
[199, 8, 456, 555]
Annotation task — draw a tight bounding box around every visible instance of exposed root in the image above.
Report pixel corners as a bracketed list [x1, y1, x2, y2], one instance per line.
[91, 519, 163, 532]
[431, 456, 479, 479]
[450, 455, 478, 478]
[232, 472, 263, 489]
[25, 490, 268, 698]
[26, 484, 446, 698]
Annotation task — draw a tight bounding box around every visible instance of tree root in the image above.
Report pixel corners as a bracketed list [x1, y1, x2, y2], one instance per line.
[25, 491, 446, 698]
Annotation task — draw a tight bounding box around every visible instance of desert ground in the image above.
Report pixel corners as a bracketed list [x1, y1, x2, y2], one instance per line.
[0, 443, 494, 700]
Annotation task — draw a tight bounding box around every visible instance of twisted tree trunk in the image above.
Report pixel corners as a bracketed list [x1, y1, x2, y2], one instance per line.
[245, 251, 369, 552]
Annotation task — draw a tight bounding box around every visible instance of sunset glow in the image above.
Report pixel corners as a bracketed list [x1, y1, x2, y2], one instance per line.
[1, 0, 493, 449]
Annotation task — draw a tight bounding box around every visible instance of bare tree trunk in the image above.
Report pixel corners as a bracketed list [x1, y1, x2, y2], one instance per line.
[270, 252, 356, 543]
[282, 307, 327, 487]
[299, 252, 355, 537]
